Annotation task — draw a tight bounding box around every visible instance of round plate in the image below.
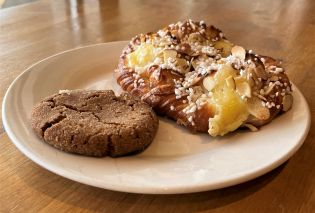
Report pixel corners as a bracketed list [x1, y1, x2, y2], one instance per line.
[2, 41, 311, 194]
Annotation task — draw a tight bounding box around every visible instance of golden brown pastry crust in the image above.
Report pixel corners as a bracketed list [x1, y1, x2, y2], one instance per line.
[115, 20, 293, 135]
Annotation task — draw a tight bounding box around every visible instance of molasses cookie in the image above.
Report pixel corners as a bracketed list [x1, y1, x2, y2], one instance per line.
[31, 90, 159, 157]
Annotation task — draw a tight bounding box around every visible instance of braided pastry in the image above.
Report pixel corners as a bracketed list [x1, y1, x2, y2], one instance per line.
[115, 20, 293, 136]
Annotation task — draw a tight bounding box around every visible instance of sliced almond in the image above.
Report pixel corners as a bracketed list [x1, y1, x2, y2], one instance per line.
[190, 76, 202, 86]
[203, 75, 216, 91]
[253, 66, 268, 80]
[191, 55, 209, 70]
[255, 94, 267, 101]
[235, 78, 251, 97]
[245, 115, 268, 127]
[282, 94, 293, 111]
[191, 59, 198, 70]
[247, 96, 270, 120]
[265, 82, 276, 95]
[270, 75, 279, 82]
[243, 123, 258, 132]
[176, 58, 189, 73]
[163, 49, 177, 62]
[231, 45, 246, 60]
[188, 33, 205, 44]
[246, 68, 263, 88]
[177, 43, 195, 56]
[226, 76, 236, 89]
[213, 40, 233, 57]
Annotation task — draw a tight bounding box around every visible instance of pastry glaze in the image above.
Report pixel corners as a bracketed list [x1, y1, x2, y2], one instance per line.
[115, 20, 293, 136]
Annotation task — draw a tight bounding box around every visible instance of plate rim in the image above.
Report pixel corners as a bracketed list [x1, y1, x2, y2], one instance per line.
[2, 41, 311, 194]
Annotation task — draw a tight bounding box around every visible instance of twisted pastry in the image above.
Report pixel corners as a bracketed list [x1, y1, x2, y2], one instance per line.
[115, 20, 293, 136]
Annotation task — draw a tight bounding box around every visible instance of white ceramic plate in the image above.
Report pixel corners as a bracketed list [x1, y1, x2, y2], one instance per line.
[2, 41, 311, 194]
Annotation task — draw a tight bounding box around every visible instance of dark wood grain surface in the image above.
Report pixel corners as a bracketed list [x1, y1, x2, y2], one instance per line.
[1, 0, 314, 212]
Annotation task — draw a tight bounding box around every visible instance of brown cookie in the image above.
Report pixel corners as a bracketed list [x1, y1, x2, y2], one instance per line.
[31, 90, 159, 157]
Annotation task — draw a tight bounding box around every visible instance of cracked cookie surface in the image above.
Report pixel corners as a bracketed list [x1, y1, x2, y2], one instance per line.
[31, 90, 159, 157]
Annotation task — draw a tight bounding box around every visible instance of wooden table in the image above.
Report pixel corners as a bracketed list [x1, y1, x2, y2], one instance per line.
[1, 0, 314, 212]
